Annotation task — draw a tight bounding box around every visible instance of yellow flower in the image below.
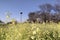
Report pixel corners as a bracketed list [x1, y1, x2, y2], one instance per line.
[33, 31, 36, 35]
[19, 33, 21, 36]
[31, 36, 35, 39]
[36, 28, 39, 32]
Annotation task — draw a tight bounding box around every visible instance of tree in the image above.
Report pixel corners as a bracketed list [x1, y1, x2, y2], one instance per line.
[39, 4, 53, 12]
[0, 20, 5, 25]
[28, 12, 37, 23]
[0, 20, 4, 23]
[28, 4, 60, 23]
[51, 13, 60, 23]
[54, 4, 60, 13]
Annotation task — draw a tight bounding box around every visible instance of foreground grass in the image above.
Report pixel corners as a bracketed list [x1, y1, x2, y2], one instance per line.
[0, 22, 60, 40]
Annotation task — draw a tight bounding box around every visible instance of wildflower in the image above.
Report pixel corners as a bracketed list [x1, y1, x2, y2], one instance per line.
[36, 28, 39, 32]
[46, 30, 50, 35]
[19, 33, 21, 36]
[1, 35, 4, 37]
[58, 35, 60, 37]
[33, 31, 36, 35]
[31, 36, 35, 39]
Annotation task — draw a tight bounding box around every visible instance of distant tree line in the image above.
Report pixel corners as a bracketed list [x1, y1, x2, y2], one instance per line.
[28, 4, 60, 23]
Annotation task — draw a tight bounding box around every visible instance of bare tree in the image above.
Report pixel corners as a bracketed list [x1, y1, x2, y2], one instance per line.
[28, 4, 60, 23]
[39, 4, 53, 12]
[54, 4, 60, 13]
[28, 12, 36, 23]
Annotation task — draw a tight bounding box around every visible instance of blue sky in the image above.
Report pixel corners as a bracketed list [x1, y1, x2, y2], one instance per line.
[0, 0, 59, 22]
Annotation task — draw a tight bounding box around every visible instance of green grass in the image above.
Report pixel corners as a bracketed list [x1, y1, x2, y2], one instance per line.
[0, 22, 60, 40]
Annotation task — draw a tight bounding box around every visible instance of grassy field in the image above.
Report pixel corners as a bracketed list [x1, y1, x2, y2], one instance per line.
[0, 22, 60, 40]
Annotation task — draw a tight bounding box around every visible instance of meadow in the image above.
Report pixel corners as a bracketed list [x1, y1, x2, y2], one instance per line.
[0, 22, 60, 40]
